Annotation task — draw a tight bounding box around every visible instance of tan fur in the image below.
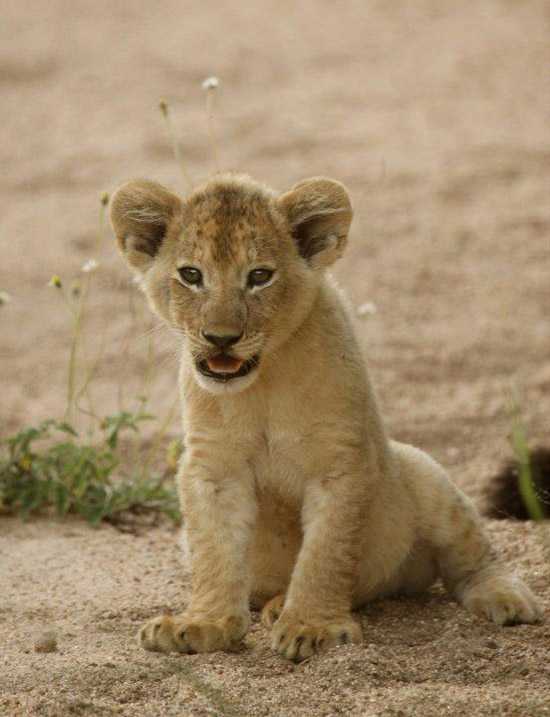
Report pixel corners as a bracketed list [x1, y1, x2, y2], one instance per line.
[110, 172, 542, 661]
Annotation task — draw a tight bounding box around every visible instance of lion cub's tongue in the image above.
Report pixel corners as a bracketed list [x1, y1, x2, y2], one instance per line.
[207, 355, 244, 374]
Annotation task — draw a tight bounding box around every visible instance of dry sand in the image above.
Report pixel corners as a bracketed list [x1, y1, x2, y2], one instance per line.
[1, 1, 549, 714]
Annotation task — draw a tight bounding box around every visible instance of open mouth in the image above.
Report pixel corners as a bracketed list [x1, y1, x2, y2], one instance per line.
[196, 354, 260, 382]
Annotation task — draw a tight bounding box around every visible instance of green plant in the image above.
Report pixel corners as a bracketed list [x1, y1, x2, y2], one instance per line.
[507, 388, 545, 521]
[0, 415, 181, 526]
[2, 81, 225, 528]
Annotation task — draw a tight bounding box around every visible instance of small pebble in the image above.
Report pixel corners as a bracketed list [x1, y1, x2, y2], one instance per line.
[485, 638, 499, 649]
[34, 630, 58, 653]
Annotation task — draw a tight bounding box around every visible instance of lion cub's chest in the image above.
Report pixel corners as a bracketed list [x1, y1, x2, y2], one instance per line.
[251, 426, 313, 506]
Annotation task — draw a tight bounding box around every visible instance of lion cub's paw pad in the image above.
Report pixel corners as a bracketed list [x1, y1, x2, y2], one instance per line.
[271, 617, 362, 662]
[261, 595, 285, 629]
[463, 576, 543, 626]
[138, 614, 248, 654]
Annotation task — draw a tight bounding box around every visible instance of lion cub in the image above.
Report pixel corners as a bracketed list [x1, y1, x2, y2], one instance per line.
[110, 173, 542, 661]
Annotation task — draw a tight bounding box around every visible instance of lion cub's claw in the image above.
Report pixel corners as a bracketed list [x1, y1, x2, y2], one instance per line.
[138, 613, 249, 654]
[270, 613, 362, 662]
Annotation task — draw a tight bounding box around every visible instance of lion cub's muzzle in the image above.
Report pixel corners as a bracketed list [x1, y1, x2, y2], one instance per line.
[196, 353, 260, 383]
[197, 330, 260, 383]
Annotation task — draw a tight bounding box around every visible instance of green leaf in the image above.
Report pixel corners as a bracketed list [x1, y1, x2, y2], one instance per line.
[55, 421, 79, 437]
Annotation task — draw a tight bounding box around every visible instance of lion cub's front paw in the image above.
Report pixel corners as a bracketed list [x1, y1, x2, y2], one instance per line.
[270, 611, 363, 662]
[138, 612, 249, 654]
[461, 574, 543, 626]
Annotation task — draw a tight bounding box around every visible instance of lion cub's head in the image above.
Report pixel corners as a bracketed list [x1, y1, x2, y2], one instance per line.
[110, 173, 352, 394]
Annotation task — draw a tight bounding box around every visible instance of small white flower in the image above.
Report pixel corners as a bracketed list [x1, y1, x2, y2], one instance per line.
[356, 301, 378, 317]
[202, 76, 219, 91]
[0, 290, 12, 306]
[81, 259, 99, 273]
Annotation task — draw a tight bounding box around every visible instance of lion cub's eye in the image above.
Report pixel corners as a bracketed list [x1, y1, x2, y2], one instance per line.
[178, 266, 203, 287]
[247, 268, 274, 288]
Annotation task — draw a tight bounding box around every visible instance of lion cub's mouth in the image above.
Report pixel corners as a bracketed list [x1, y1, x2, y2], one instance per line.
[197, 354, 260, 382]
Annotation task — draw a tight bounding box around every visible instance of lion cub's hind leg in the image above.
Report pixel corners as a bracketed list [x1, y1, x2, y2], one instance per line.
[393, 442, 543, 626]
[261, 594, 285, 629]
[456, 570, 542, 625]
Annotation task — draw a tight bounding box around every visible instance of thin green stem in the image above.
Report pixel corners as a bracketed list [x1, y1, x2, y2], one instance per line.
[206, 89, 220, 172]
[96, 192, 110, 254]
[66, 310, 80, 424]
[140, 395, 180, 480]
[507, 386, 544, 521]
[159, 99, 193, 190]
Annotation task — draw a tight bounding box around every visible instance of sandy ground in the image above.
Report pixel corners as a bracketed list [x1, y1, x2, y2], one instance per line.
[1, 0, 549, 715]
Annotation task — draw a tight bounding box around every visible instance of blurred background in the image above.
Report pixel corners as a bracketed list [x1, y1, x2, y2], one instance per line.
[2, 0, 549, 499]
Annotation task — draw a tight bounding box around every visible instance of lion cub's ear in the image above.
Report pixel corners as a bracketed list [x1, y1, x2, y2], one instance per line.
[110, 180, 182, 273]
[277, 177, 353, 269]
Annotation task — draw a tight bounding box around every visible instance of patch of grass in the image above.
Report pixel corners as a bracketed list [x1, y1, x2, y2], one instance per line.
[508, 390, 545, 521]
[485, 389, 549, 521]
[1, 84, 223, 529]
[0, 414, 181, 527]
[0, 187, 184, 529]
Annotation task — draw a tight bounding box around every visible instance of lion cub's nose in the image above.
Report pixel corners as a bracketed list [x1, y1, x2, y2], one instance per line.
[201, 331, 243, 349]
